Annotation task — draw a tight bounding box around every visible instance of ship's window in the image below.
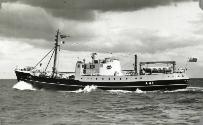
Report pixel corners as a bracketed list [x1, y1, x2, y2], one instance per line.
[94, 60, 99, 64]
[81, 78, 82, 79]
[96, 78, 97, 80]
[120, 78, 122, 80]
[126, 78, 128, 80]
[109, 78, 110, 80]
[83, 69, 86, 74]
[135, 77, 137, 79]
[102, 78, 104, 80]
[114, 78, 115, 80]
[140, 77, 142, 79]
[107, 65, 112, 69]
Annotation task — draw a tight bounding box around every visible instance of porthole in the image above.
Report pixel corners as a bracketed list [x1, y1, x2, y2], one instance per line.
[102, 78, 104, 80]
[140, 77, 142, 79]
[109, 78, 110, 80]
[96, 78, 97, 80]
[120, 78, 122, 80]
[114, 78, 115, 80]
[126, 78, 128, 80]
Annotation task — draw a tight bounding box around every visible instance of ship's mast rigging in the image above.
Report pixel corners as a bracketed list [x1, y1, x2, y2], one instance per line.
[52, 29, 60, 78]
[33, 29, 69, 78]
[52, 29, 70, 77]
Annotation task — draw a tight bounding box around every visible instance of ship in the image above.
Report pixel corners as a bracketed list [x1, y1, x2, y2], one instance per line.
[15, 30, 190, 91]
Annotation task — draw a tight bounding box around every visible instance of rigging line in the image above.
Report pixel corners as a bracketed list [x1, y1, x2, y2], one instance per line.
[57, 45, 61, 73]
[45, 50, 55, 71]
[57, 50, 59, 73]
[34, 47, 55, 68]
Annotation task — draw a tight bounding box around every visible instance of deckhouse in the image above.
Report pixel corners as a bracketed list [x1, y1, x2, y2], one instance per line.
[75, 53, 123, 77]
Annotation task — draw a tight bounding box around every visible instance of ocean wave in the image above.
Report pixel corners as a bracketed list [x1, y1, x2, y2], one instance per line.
[158, 87, 203, 93]
[134, 88, 146, 94]
[69, 85, 97, 93]
[12, 81, 36, 91]
[108, 88, 146, 94]
[107, 87, 203, 94]
[108, 90, 132, 94]
[187, 87, 203, 91]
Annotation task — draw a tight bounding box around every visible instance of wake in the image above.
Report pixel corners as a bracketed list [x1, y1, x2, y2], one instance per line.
[70, 85, 97, 93]
[108, 88, 146, 94]
[12, 81, 203, 94]
[13, 81, 36, 91]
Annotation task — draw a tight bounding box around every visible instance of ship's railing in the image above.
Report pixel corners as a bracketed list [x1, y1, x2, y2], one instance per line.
[122, 70, 137, 76]
[140, 61, 176, 65]
[57, 72, 75, 79]
[15, 66, 34, 71]
[30, 71, 75, 79]
[139, 61, 176, 75]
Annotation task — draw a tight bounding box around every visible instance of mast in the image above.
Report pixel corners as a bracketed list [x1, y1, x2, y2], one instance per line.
[52, 29, 60, 77]
[134, 54, 137, 75]
[51, 29, 69, 78]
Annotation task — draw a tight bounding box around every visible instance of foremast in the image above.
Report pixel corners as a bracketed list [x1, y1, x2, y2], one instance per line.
[52, 29, 69, 78]
[52, 30, 59, 78]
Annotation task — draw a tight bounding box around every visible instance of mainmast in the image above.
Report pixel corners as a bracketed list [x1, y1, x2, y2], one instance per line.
[52, 29, 59, 77]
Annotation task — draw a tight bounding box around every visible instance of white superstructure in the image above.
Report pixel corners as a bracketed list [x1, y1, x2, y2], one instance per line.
[74, 53, 189, 83]
[75, 56, 123, 78]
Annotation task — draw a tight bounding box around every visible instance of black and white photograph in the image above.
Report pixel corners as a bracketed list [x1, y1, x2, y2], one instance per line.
[0, 0, 203, 124]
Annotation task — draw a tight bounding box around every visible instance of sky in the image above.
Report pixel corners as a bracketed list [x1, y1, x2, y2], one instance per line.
[0, 0, 203, 78]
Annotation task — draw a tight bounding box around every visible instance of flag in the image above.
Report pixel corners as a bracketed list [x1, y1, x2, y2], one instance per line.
[60, 34, 69, 39]
[189, 57, 197, 62]
[200, 0, 203, 10]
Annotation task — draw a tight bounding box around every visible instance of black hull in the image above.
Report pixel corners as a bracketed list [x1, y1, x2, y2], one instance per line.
[15, 71, 189, 91]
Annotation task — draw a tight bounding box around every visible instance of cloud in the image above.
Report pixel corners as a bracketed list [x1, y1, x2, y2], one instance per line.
[0, 3, 56, 40]
[63, 28, 201, 54]
[1, 0, 196, 21]
[0, 2, 97, 48]
[0, 0, 201, 54]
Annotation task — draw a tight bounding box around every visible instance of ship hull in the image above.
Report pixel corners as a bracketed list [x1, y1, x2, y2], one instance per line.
[15, 71, 189, 91]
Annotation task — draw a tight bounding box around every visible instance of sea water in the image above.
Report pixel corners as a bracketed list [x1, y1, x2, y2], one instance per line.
[0, 79, 203, 125]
